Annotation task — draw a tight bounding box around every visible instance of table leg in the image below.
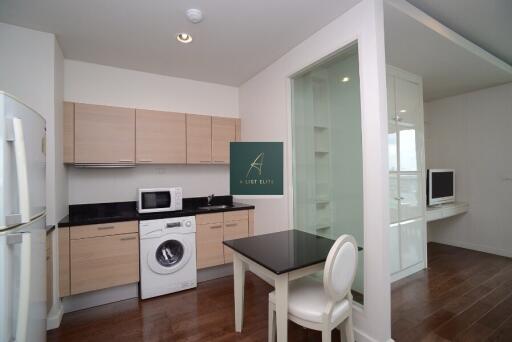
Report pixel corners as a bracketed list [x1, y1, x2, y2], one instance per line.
[274, 274, 288, 342]
[233, 253, 246, 332]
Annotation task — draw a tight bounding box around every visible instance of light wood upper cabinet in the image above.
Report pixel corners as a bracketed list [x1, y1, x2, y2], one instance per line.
[74, 103, 135, 164]
[63, 102, 74, 163]
[65, 101, 241, 165]
[212, 117, 236, 164]
[186, 114, 212, 164]
[235, 118, 241, 141]
[136, 109, 186, 164]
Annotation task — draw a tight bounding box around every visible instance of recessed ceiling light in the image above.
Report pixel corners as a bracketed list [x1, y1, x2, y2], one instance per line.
[400, 109, 407, 113]
[341, 76, 350, 83]
[177, 33, 192, 43]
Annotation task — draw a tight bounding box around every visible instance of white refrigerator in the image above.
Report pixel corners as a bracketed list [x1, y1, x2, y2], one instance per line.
[0, 92, 47, 342]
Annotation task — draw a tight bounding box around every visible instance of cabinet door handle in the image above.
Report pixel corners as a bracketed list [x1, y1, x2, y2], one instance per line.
[138, 159, 153, 163]
[394, 196, 405, 200]
[210, 225, 222, 229]
[213, 161, 225, 163]
[200, 161, 210, 163]
[225, 223, 237, 227]
[119, 159, 134, 163]
[120, 236, 136, 241]
[97, 226, 115, 230]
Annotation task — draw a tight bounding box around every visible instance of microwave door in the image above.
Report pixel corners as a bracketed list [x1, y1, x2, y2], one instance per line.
[142, 192, 171, 211]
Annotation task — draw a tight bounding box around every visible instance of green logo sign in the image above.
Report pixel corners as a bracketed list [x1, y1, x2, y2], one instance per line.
[230, 142, 283, 196]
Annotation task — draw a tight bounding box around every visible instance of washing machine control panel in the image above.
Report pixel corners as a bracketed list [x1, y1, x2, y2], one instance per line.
[140, 216, 196, 237]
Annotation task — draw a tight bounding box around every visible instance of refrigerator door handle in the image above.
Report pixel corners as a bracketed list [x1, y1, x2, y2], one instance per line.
[11, 118, 31, 224]
[7, 233, 31, 342]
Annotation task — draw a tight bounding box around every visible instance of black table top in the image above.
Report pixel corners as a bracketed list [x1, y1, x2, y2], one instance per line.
[224, 230, 360, 275]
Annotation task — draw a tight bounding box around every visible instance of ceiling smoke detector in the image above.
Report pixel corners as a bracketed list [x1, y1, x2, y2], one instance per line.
[186, 9, 203, 24]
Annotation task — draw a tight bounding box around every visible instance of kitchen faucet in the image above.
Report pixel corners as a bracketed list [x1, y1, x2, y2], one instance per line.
[207, 194, 215, 206]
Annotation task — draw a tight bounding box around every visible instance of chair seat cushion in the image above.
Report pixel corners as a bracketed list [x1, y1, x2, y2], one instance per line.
[269, 277, 350, 324]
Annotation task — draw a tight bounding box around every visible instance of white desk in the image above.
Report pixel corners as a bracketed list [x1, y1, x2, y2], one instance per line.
[426, 202, 468, 222]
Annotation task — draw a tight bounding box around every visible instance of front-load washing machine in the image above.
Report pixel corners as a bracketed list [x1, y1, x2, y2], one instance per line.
[139, 216, 197, 299]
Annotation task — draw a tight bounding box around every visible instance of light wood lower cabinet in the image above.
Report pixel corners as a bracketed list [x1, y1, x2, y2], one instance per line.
[69, 220, 138, 240]
[196, 221, 225, 269]
[59, 221, 139, 297]
[59, 228, 70, 297]
[196, 209, 254, 269]
[70, 232, 139, 295]
[46, 231, 53, 313]
[223, 220, 249, 263]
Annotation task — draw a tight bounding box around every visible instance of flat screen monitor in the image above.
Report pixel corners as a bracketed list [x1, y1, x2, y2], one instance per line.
[427, 169, 455, 206]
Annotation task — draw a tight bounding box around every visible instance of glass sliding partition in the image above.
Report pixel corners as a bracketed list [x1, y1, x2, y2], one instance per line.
[291, 44, 365, 304]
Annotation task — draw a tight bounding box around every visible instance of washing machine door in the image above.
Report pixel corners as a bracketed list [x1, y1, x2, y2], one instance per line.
[148, 235, 192, 275]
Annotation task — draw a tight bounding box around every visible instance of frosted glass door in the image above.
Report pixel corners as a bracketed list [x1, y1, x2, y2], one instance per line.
[396, 77, 422, 172]
[292, 44, 364, 303]
[388, 123, 398, 172]
[390, 223, 401, 274]
[398, 127, 421, 172]
[389, 174, 399, 224]
[399, 174, 422, 220]
[395, 78, 420, 126]
[400, 219, 424, 269]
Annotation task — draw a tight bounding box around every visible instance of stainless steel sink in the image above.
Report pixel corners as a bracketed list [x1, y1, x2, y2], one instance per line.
[197, 205, 232, 210]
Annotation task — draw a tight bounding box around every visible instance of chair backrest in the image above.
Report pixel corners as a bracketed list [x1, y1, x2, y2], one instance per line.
[323, 234, 358, 302]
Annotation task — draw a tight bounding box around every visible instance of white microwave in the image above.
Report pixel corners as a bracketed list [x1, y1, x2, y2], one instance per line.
[137, 187, 183, 213]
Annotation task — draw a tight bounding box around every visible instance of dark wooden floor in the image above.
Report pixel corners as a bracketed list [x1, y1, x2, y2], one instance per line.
[47, 272, 341, 342]
[392, 242, 512, 341]
[48, 243, 512, 342]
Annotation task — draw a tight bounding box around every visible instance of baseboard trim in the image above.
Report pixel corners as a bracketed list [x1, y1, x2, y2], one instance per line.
[46, 302, 64, 330]
[352, 326, 394, 342]
[63, 283, 139, 313]
[391, 262, 425, 282]
[197, 263, 233, 283]
[429, 240, 512, 258]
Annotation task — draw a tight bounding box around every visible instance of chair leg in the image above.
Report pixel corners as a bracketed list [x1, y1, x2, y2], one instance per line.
[344, 314, 354, 342]
[322, 329, 331, 342]
[268, 305, 276, 342]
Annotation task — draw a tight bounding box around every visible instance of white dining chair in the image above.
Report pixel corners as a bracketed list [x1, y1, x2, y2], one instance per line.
[268, 234, 358, 342]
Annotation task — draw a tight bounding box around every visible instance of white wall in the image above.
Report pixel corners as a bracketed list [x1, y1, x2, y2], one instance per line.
[239, 0, 391, 340]
[64, 60, 239, 204]
[0, 22, 67, 225]
[425, 82, 512, 258]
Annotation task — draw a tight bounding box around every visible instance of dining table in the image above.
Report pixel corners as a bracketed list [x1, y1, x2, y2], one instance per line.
[223, 229, 356, 342]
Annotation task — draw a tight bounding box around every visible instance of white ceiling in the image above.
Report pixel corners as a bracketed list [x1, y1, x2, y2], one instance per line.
[385, 0, 512, 101]
[406, 0, 512, 66]
[0, 0, 360, 86]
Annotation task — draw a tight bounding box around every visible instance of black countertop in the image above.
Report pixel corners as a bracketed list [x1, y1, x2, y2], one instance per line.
[223, 230, 362, 274]
[58, 196, 254, 227]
